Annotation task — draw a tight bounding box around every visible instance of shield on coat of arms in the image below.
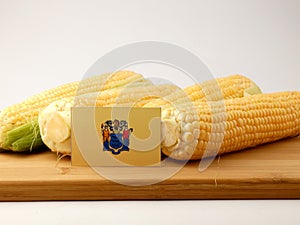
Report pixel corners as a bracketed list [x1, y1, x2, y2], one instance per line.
[101, 119, 132, 155]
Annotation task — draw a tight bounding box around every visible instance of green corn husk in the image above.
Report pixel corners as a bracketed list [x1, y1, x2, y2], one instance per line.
[5, 119, 46, 152]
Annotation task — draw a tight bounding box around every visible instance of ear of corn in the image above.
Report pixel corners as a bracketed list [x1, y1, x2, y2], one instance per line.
[38, 82, 180, 154]
[184, 74, 262, 101]
[161, 91, 300, 160]
[0, 71, 144, 151]
[0, 81, 79, 150]
[145, 74, 262, 108]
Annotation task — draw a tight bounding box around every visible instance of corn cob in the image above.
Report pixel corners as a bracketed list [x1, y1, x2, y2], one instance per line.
[145, 74, 262, 109]
[0, 71, 144, 151]
[184, 74, 262, 100]
[38, 83, 180, 154]
[160, 91, 300, 160]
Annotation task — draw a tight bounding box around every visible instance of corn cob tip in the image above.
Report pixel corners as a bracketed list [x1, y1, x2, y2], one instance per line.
[244, 83, 262, 96]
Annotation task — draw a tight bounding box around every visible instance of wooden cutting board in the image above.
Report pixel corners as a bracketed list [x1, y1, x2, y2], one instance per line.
[0, 136, 299, 201]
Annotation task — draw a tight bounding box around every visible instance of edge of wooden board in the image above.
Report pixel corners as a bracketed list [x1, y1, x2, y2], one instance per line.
[0, 137, 299, 201]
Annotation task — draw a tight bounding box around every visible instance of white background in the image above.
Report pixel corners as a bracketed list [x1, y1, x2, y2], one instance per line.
[0, 0, 300, 224]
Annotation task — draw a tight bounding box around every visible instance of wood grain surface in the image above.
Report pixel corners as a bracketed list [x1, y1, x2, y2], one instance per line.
[0, 136, 299, 201]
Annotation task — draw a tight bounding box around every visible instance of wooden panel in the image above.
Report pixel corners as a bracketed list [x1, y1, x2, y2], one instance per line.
[0, 136, 299, 201]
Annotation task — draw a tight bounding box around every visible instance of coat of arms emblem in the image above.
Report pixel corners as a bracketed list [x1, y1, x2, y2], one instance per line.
[101, 119, 133, 155]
